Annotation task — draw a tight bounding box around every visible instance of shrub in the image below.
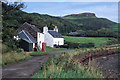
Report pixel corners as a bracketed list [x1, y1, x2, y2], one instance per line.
[79, 43, 95, 48]
[2, 44, 11, 54]
[60, 42, 95, 49]
[16, 48, 24, 53]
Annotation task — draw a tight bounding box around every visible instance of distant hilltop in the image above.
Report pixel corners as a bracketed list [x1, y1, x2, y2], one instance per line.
[64, 12, 96, 17]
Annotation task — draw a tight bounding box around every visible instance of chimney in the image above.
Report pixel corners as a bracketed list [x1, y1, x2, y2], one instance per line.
[54, 26, 58, 32]
[43, 26, 48, 33]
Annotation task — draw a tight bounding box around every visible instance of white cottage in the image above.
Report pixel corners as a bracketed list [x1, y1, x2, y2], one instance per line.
[40, 26, 64, 48]
[17, 22, 64, 51]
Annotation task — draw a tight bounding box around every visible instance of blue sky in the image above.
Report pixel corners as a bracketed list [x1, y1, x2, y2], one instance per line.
[23, 2, 118, 22]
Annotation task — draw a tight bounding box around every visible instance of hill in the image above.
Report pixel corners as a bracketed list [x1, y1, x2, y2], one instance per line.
[63, 13, 117, 31]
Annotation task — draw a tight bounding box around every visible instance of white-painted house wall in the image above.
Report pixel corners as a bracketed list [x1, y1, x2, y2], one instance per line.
[44, 32, 54, 47]
[37, 32, 41, 48]
[37, 32, 45, 49]
[53, 38, 64, 46]
[39, 33, 44, 48]
[33, 43, 35, 49]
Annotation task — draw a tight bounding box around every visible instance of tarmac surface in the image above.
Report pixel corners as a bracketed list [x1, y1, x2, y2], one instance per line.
[2, 50, 73, 78]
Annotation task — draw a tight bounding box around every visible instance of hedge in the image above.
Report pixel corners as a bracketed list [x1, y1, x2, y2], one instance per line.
[60, 42, 95, 49]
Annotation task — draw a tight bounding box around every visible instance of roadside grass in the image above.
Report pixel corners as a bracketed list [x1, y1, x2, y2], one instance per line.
[31, 47, 68, 55]
[32, 49, 103, 78]
[2, 51, 32, 67]
[63, 36, 116, 47]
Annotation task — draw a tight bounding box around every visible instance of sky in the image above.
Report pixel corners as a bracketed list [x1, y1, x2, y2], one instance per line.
[23, 2, 118, 23]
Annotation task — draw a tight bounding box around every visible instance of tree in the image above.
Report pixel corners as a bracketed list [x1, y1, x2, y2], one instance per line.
[97, 28, 114, 37]
[76, 30, 86, 36]
[2, 1, 27, 15]
[2, 1, 26, 52]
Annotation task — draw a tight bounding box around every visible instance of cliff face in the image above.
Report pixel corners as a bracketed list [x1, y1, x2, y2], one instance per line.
[79, 13, 96, 17]
[64, 13, 96, 18]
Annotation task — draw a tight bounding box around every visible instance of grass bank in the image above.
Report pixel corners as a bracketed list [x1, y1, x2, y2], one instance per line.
[32, 49, 103, 78]
[2, 51, 31, 67]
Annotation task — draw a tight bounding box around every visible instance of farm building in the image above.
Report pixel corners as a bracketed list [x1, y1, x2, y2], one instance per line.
[15, 22, 64, 51]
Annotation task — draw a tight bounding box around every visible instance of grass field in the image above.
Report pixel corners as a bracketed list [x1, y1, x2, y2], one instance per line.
[64, 36, 116, 47]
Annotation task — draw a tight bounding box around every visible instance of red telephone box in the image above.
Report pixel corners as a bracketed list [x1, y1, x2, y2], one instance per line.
[42, 42, 46, 52]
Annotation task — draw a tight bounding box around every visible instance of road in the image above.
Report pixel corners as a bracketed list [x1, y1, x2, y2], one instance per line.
[2, 50, 73, 78]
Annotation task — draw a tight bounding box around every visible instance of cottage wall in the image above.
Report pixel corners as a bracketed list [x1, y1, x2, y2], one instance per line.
[33, 43, 35, 49]
[37, 32, 45, 49]
[40, 33, 44, 49]
[53, 38, 64, 46]
[44, 32, 54, 47]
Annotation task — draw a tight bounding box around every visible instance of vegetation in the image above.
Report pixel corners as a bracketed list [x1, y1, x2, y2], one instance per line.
[63, 13, 119, 38]
[31, 47, 67, 55]
[2, 43, 31, 67]
[60, 42, 95, 49]
[2, 51, 31, 67]
[64, 36, 117, 47]
[32, 49, 103, 78]
[63, 13, 117, 31]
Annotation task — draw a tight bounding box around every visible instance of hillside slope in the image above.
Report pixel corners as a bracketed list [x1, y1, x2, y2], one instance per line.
[63, 13, 117, 31]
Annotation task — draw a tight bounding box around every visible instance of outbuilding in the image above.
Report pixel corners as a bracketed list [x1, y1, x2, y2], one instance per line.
[18, 30, 37, 52]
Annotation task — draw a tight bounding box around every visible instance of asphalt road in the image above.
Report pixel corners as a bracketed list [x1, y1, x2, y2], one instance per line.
[2, 50, 73, 78]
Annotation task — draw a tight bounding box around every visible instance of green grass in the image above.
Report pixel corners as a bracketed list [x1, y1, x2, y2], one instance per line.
[2, 51, 32, 67]
[31, 47, 68, 55]
[32, 50, 103, 78]
[64, 36, 116, 47]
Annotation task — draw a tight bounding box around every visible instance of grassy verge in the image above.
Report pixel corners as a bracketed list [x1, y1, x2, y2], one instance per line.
[64, 36, 116, 47]
[31, 47, 68, 55]
[2, 51, 32, 67]
[32, 49, 103, 78]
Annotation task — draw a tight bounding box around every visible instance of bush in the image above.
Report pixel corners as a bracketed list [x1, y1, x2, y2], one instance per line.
[59, 45, 69, 49]
[60, 42, 95, 49]
[16, 48, 24, 53]
[79, 43, 94, 48]
[2, 44, 11, 54]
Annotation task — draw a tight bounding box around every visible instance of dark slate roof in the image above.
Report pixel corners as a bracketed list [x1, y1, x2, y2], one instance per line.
[31, 25, 41, 32]
[48, 30, 63, 38]
[22, 22, 41, 32]
[19, 30, 37, 43]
